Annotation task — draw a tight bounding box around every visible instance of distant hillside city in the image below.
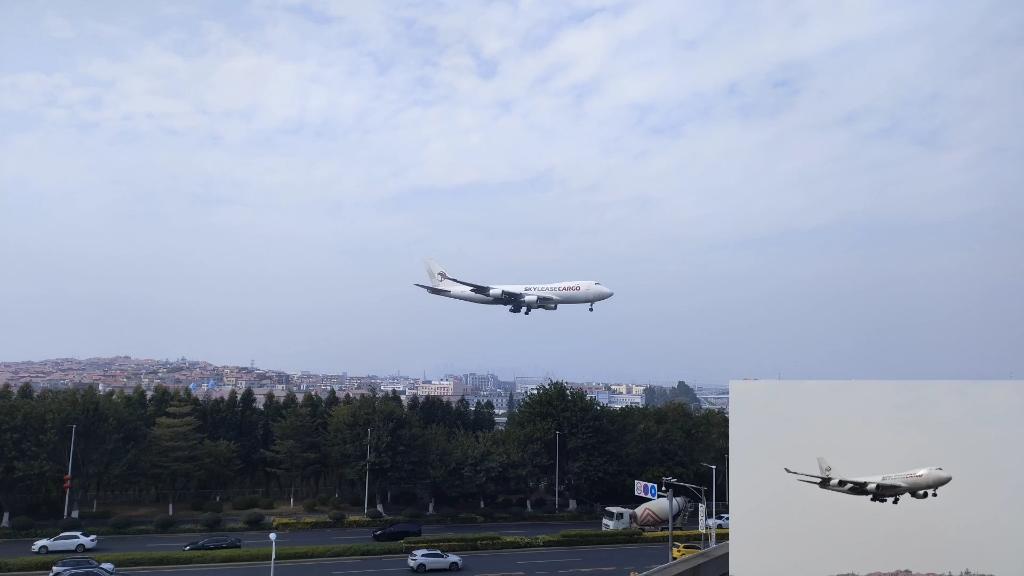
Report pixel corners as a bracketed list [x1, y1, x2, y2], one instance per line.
[831, 565, 991, 569]
[0, 356, 729, 415]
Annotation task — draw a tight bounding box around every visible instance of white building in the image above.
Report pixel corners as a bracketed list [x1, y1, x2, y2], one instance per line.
[607, 394, 645, 408]
[417, 379, 467, 396]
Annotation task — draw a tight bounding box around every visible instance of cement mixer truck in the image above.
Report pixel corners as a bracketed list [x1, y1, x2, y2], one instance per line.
[600, 496, 689, 532]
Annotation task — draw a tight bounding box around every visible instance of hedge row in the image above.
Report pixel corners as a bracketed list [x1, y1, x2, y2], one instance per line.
[0, 528, 720, 573]
[0, 512, 599, 540]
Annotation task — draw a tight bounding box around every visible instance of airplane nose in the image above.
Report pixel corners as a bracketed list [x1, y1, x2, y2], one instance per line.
[605, 287, 614, 298]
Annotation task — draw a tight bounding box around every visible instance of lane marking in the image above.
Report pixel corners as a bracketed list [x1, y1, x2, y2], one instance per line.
[518, 559, 581, 564]
[332, 570, 406, 574]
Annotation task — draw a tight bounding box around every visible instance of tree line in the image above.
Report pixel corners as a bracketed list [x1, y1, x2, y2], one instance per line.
[0, 380, 727, 518]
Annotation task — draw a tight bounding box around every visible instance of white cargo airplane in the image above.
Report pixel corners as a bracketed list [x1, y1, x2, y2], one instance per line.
[784, 457, 952, 505]
[414, 260, 613, 315]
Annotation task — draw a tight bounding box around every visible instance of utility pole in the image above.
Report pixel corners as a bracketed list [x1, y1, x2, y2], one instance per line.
[667, 486, 674, 563]
[64, 425, 77, 519]
[364, 428, 371, 516]
[702, 463, 717, 547]
[554, 431, 561, 512]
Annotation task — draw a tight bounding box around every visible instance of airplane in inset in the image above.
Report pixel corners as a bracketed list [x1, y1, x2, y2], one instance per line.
[414, 260, 614, 315]
[784, 457, 951, 505]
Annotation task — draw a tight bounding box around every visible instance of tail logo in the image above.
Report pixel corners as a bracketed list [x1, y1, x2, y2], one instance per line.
[437, 271, 449, 281]
[824, 465, 832, 477]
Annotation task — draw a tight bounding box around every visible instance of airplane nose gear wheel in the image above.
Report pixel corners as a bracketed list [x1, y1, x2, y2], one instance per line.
[589, 304, 594, 312]
[932, 491, 938, 497]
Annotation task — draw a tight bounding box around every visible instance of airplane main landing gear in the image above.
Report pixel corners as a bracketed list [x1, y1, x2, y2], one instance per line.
[509, 306, 522, 314]
[892, 496, 900, 505]
[524, 308, 531, 316]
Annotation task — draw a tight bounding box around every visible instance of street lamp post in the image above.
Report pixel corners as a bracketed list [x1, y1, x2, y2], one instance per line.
[64, 425, 77, 519]
[364, 429, 371, 516]
[701, 463, 717, 547]
[555, 431, 561, 512]
[269, 532, 277, 576]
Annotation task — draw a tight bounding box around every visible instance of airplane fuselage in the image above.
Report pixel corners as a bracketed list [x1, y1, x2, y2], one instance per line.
[818, 468, 951, 498]
[439, 281, 610, 307]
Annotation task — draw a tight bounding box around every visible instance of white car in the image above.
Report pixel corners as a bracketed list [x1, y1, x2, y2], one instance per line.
[708, 514, 729, 529]
[32, 532, 98, 555]
[407, 549, 463, 572]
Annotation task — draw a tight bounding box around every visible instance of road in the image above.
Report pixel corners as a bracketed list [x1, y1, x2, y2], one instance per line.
[116, 544, 669, 576]
[0, 521, 697, 558]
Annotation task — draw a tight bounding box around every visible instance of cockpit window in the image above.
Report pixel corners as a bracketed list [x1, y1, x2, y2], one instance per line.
[595, 283, 601, 285]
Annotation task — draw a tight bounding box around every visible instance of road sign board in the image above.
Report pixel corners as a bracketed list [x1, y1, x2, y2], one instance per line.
[698, 503, 706, 533]
[634, 479, 658, 500]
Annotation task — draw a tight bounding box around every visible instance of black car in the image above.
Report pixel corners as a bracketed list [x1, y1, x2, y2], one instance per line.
[182, 536, 242, 551]
[61, 569, 130, 576]
[371, 521, 422, 542]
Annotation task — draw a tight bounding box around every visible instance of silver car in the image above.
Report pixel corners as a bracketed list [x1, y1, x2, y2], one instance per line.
[50, 557, 115, 576]
[407, 549, 463, 572]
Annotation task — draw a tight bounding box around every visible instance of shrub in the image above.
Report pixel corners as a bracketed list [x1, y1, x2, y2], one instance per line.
[58, 517, 83, 531]
[532, 497, 547, 510]
[10, 516, 34, 531]
[232, 496, 260, 511]
[259, 498, 275, 510]
[497, 498, 513, 509]
[506, 506, 525, 517]
[203, 501, 224, 514]
[190, 498, 208, 512]
[316, 494, 330, 506]
[108, 516, 132, 530]
[541, 505, 556, 515]
[434, 507, 457, 520]
[402, 508, 423, 519]
[328, 497, 343, 510]
[365, 509, 383, 519]
[153, 514, 175, 531]
[348, 496, 363, 507]
[302, 499, 318, 513]
[200, 513, 222, 530]
[514, 497, 528, 508]
[242, 511, 266, 528]
[477, 507, 496, 519]
[328, 510, 347, 525]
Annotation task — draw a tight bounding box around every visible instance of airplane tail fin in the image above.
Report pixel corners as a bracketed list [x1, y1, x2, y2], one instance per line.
[816, 457, 842, 479]
[424, 260, 454, 288]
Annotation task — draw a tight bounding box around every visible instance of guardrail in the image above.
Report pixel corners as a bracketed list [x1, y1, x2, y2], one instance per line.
[630, 542, 728, 576]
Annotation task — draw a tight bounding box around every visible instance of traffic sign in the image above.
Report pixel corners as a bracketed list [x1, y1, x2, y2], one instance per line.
[634, 479, 658, 500]
[698, 503, 706, 533]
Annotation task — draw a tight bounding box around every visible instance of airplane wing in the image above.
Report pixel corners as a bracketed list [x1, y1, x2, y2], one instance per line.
[783, 468, 905, 490]
[437, 272, 555, 302]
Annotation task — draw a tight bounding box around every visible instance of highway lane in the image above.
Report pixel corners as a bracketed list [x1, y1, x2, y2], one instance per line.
[114, 543, 670, 576]
[0, 521, 697, 558]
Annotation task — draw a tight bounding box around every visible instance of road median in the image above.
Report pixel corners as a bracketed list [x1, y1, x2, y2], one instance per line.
[0, 529, 728, 573]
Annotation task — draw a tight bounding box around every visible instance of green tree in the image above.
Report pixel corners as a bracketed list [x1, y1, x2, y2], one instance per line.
[147, 400, 202, 515]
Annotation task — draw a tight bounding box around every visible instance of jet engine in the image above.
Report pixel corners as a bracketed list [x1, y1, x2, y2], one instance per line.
[488, 288, 504, 299]
[523, 295, 539, 307]
[828, 479, 847, 488]
[864, 483, 881, 493]
[910, 491, 929, 499]
[542, 304, 558, 310]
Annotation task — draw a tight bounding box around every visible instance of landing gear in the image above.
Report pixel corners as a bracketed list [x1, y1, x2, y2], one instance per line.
[589, 304, 594, 312]
[932, 491, 938, 497]
[892, 496, 899, 505]
[509, 306, 522, 314]
[524, 308, 531, 315]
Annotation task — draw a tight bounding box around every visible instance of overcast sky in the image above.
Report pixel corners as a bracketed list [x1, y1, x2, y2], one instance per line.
[731, 380, 1023, 576]
[1, 2, 1022, 383]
